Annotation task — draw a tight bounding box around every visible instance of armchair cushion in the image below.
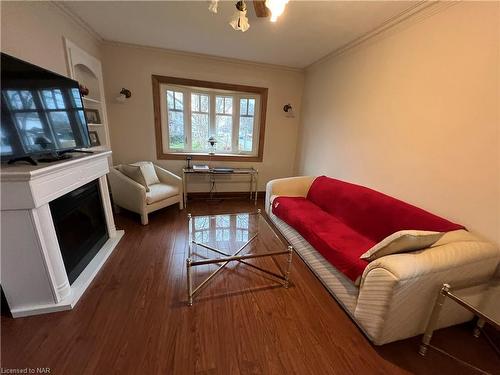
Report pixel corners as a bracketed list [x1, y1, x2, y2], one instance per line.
[120, 164, 150, 192]
[133, 161, 160, 186]
[146, 183, 180, 205]
[119, 162, 161, 193]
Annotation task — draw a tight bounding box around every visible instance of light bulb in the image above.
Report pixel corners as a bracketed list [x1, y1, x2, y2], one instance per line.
[265, 0, 289, 22]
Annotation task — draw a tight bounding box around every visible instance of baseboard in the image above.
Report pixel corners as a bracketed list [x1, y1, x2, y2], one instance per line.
[187, 191, 265, 200]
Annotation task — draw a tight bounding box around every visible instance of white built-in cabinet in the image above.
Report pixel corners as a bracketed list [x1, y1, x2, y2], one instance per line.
[64, 38, 111, 154]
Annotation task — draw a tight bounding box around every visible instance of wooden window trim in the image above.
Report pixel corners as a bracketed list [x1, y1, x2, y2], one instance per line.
[152, 75, 268, 162]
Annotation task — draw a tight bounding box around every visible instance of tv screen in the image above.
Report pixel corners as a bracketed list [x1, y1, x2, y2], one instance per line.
[1, 53, 90, 161]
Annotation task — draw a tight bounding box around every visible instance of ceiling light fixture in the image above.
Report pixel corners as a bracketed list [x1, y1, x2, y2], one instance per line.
[265, 0, 289, 22]
[208, 0, 219, 14]
[229, 1, 250, 32]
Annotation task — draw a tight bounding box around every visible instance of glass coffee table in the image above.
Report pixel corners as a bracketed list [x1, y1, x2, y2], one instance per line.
[419, 279, 500, 371]
[185, 209, 293, 306]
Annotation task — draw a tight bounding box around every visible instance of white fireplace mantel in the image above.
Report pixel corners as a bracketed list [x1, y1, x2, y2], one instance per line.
[1, 151, 124, 317]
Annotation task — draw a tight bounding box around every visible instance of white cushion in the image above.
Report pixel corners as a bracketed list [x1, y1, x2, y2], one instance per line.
[146, 183, 180, 204]
[360, 230, 444, 261]
[131, 161, 160, 186]
[120, 164, 150, 192]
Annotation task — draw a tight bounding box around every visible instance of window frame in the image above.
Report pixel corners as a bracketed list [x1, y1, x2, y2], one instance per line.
[152, 75, 268, 162]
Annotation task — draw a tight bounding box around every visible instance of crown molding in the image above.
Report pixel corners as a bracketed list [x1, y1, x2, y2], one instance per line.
[306, 1, 459, 70]
[102, 40, 305, 73]
[50, 0, 456, 74]
[51, 1, 104, 43]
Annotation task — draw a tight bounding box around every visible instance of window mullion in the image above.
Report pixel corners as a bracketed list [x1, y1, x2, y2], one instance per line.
[233, 94, 240, 154]
[185, 90, 192, 151]
[210, 93, 216, 138]
[252, 96, 260, 155]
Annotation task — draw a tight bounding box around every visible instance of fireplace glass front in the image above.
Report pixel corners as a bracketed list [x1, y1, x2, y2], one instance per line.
[49, 179, 109, 284]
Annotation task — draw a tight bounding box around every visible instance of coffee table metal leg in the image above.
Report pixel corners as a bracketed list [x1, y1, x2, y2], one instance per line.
[186, 258, 193, 306]
[420, 283, 450, 356]
[254, 171, 258, 205]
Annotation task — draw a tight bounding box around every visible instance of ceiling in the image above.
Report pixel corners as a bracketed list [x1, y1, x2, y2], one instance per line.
[63, 1, 418, 68]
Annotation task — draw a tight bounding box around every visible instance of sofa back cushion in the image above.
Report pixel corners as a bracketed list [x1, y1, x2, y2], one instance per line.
[306, 176, 464, 242]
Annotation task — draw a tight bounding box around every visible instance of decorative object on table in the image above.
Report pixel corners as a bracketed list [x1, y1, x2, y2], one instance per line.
[88, 131, 101, 147]
[207, 136, 217, 169]
[230, 1, 250, 32]
[186, 155, 192, 170]
[116, 88, 132, 103]
[84, 109, 101, 124]
[79, 84, 89, 97]
[208, 136, 217, 153]
[192, 164, 209, 171]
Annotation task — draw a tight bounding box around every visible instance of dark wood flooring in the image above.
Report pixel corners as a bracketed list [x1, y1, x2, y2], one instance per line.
[2, 199, 499, 374]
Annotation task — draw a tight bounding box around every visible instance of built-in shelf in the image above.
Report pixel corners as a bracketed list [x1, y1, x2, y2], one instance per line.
[82, 97, 101, 104]
[65, 38, 111, 159]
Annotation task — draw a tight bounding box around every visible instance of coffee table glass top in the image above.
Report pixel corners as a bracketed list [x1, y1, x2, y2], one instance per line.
[188, 211, 286, 259]
[185, 210, 293, 305]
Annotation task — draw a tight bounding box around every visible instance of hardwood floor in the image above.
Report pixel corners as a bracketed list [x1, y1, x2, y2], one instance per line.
[1, 199, 499, 374]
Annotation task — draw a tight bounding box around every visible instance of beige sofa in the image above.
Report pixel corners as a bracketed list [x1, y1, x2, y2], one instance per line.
[265, 176, 500, 345]
[109, 164, 183, 225]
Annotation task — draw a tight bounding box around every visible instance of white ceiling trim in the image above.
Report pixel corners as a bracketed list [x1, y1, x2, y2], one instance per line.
[54, 1, 450, 72]
[102, 40, 304, 73]
[307, 1, 458, 69]
[52, 1, 104, 43]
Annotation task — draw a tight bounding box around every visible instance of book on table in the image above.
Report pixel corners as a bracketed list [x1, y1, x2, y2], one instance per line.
[192, 164, 209, 171]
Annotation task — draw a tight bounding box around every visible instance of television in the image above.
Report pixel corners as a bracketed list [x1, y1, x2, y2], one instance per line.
[1, 53, 91, 164]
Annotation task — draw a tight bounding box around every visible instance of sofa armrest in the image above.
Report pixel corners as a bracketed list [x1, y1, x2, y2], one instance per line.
[108, 167, 147, 214]
[360, 232, 499, 284]
[154, 165, 182, 191]
[265, 176, 316, 214]
[355, 233, 500, 344]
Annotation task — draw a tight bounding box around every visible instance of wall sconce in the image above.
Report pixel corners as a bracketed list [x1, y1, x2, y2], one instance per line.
[116, 88, 132, 103]
[283, 103, 295, 118]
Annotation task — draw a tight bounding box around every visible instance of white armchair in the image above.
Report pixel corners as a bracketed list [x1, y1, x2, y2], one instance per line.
[109, 163, 183, 225]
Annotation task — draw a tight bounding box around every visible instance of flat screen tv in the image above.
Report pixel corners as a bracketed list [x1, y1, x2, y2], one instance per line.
[1, 53, 91, 164]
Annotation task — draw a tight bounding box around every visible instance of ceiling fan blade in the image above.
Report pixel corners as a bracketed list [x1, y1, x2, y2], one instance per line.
[253, 0, 270, 17]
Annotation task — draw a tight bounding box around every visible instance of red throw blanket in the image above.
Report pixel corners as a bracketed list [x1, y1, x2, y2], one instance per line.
[272, 176, 464, 283]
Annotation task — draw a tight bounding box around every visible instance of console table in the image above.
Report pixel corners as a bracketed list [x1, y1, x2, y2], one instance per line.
[182, 167, 258, 207]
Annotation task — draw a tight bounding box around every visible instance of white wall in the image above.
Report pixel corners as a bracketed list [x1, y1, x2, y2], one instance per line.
[1, 1, 101, 76]
[101, 43, 304, 192]
[296, 2, 500, 244]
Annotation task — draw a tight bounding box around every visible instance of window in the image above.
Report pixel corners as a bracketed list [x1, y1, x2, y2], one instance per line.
[153, 76, 267, 161]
